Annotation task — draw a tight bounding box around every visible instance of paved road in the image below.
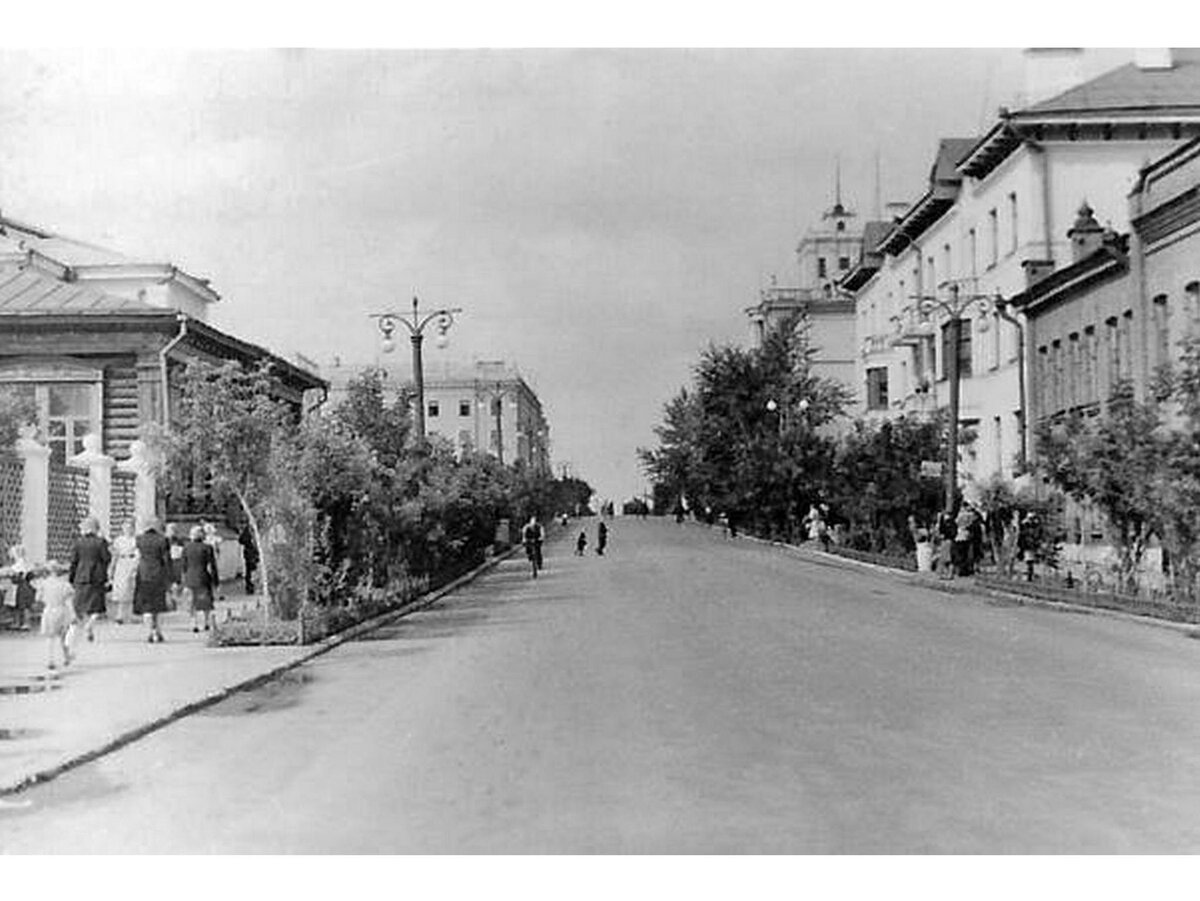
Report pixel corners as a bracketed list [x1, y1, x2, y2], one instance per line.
[4, 520, 1200, 853]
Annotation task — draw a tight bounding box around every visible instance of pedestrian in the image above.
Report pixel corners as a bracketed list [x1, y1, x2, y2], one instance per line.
[575, 530, 588, 556]
[37, 561, 77, 670]
[69, 515, 111, 643]
[203, 521, 226, 601]
[936, 511, 956, 579]
[108, 519, 139, 625]
[183, 525, 220, 633]
[953, 504, 976, 577]
[596, 520, 608, 556]
[165, 522, 186, 610]
[6, 545, 35, 631]
[134, 516, 172, 643]
[718, 511, 730, 537]
[238, 522, 259, 595]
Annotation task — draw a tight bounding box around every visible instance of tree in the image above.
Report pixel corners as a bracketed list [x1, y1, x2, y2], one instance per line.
[1035, 381, 1166, 593]
[154, 360, 298, 616]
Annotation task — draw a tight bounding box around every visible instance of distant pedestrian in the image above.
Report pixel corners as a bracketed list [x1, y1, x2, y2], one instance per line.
[7, 545, 35, 631]
[183, 525, 220, 633]
[37, 561, 77, 670]
[718, 511, 730, 537]
[165, 522, 185, 610]
[69, 515, 111, 643]
[109, 519, 139, 624]
[238, 523, 259, 595]
[576, 531, 588, 556]
[134, 517, 172, 643]
[596, 520, 608, 556]
[203, 521, 226, 601]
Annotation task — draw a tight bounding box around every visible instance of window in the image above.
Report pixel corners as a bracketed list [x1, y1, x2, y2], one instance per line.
[990, 311, 1002, 370]
[1051, 340, 1063, 413]
[928, 256, 936, 292]
[0, 363, 101, 465]
[1037, 346, 1049, 417]
[491, 398, 502, 416]
[459, 400, 471, 417]
[1121, 311, 1134, 381]
[968, 228, 977, 277]
[1106, 316, 1120, 391]
[817, 257, 827, 278]
[490, 430, 500, 452]
[940, 318, 972, 379]
[1068, 333, 1081, 408]
[1083, 326, 1097, 404]
[1009, 192, 1019, 254]
[943, 243, 952, 280]
[1187, 281, 1200, 333]
[988, 208, 999, 266]
[992, 416, 1003, 474]
[1152, 295, 1171, 373]
[838, 256, 850, 271]
[836, 220, 846, 232]
[428, 401, 440, 418]
[458, 430, 473, 452]
[866, 367, 889, 410]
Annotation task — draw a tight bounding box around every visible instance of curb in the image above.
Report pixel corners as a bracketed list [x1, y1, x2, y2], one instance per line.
[0, 545, 523, 797]
[734, 530, 1200, 638]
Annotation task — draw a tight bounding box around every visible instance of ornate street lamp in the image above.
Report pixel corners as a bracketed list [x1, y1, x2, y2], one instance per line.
[911, 280, 999, 514]
[369, 296, 462, 441]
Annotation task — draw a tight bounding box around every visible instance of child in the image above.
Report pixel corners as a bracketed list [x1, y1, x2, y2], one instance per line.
[37, 561, 78, 670]
[575, 531, 588, 556]
[6, 545, 35, 630]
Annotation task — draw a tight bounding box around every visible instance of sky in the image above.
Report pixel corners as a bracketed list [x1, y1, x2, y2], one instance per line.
[0, 44, 1142, 504]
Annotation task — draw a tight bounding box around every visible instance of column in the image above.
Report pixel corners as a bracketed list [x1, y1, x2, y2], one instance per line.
[15, 425, 50, 565]
[68, 433, 116, 538]
[117, 440, 158, 526]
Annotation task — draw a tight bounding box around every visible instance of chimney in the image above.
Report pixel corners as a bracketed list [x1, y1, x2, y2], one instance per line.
[1135, 48, 1174, 69]
[1023, 48, 1085, 107]
[1068, 201, 1105, 262]
[1023, 259, 1055, 288]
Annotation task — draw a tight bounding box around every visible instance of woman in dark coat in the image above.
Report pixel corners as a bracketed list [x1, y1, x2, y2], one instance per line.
[69, 515, 111, 642]
[134, 517, 172, 643]
[182, 525, 220, 633]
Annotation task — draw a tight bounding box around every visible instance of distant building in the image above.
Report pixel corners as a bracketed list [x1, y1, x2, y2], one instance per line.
[324, 358, 551, 473]
[745, 196, 860, 397]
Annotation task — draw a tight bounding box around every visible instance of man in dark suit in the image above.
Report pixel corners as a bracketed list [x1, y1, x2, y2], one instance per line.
[70, 515, 111, 643]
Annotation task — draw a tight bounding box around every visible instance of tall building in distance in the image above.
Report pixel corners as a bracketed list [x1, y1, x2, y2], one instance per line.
[323, 357, 551, 474]
[746, 182, 861, 398]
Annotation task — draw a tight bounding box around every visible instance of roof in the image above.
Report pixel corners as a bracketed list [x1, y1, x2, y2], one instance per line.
[877, 138, 975, 255]
[0, 267, 160, 316]
[1017, 59, 1200, 120]
[1007, 236, 1130, 317]
[840, 220, 895, 293]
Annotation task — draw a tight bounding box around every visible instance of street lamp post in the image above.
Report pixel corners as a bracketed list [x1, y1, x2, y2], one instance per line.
[370, 296, 461, 441]
[476, 380, 515, 465]
[911, 280, 998, 514]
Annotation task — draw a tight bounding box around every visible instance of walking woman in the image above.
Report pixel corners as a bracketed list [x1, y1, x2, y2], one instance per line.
[69, 516, 111, 643]
[134, 517, 172, 643]
[108, 519, 139, 624]
[183, 525, 220, 633]
[165, 522, 186, 610]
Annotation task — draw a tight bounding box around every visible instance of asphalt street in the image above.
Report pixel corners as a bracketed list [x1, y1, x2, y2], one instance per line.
[4, 520, 1200, 853]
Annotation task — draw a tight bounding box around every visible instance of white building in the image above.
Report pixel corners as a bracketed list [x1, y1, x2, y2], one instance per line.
[846, 48, 1200, 490]
[323, 358, 551, 473]
[746, 197, 861, 397]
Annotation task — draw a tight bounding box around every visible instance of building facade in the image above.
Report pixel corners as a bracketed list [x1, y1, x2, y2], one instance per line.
[745, 199, 861, 397]
[323, 358, 551, 474]
[844, 49, 1200, 493]
[0, 214, 325, 467]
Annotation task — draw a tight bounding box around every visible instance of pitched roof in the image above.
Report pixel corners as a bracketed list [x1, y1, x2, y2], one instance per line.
[1017, 59, 1200, 119]
[0, 267, 160, 316]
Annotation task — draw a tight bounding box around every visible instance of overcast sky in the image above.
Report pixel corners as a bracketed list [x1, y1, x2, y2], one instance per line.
[0, 47, 1138, 503]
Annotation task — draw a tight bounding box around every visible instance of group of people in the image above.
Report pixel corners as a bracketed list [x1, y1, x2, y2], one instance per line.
[518, 514, 612, 579]
[574, 520, 608, 556]
[5, 514, 259, 670]
[929, 504, 986, 579]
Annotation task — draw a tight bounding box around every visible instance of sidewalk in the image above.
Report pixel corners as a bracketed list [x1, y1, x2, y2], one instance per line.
[0, 548, 518, 797]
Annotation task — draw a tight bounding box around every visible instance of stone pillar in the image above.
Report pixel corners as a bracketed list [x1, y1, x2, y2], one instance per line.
[117, 440, 158, 527]
[15, 425, 50, 565]
[69, 433, 117, 538]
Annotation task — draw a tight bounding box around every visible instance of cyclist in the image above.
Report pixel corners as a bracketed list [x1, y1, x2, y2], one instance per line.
[521, 515, 545, 577]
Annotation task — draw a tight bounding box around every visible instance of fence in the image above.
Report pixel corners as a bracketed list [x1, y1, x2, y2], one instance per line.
[47, 460, 91, 562]
[2, 435, 154, 565]
[0, 456, 23, 557]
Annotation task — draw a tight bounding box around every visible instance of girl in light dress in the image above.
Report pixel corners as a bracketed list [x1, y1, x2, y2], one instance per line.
[108, 519, 139, 624]
[38, 560, 78, 670]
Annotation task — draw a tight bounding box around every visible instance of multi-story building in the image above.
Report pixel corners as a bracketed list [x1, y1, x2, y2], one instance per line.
[745, 197, 861, 397]
[844, 48, 1200, 491]
[323, 358, 551, 473]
